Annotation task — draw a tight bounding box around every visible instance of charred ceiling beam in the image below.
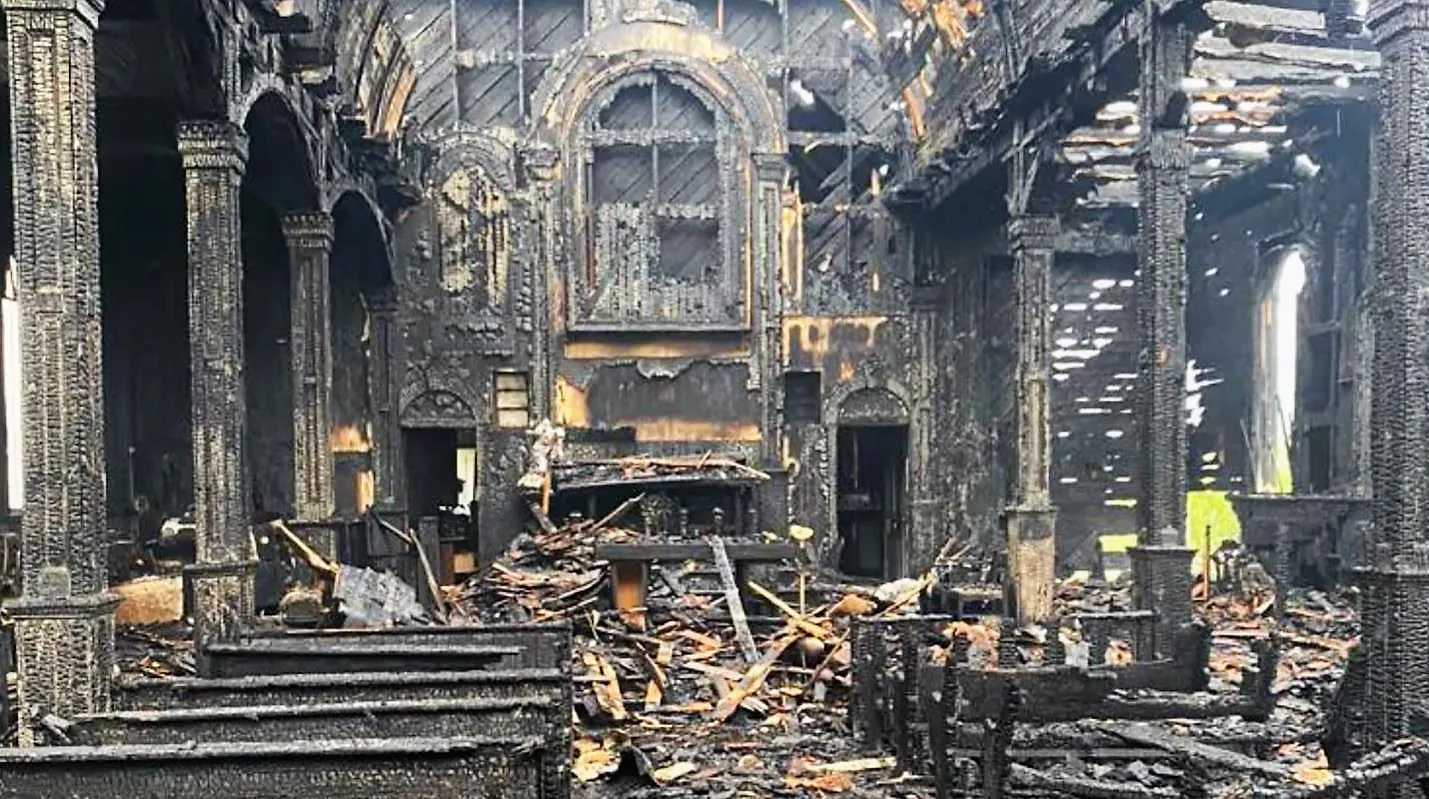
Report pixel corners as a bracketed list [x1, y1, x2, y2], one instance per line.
[889, 0, 1158, 216]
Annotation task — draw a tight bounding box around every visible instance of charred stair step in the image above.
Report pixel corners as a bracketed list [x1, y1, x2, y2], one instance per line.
[202, 639, 523, 677]
[0, 736, 553, 799]
[240, 621, 571, 669]
[73, 695, 559, 746]
[115, 668, 569, 712]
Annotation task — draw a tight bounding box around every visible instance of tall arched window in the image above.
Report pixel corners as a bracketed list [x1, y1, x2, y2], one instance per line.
[571, 72, 744, 329]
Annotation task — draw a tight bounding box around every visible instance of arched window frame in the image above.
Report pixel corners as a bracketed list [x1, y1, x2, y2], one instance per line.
[566, 69, 747, 331]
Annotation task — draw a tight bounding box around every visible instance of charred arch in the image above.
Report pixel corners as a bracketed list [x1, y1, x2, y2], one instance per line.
[329, 191, 394, 515]
[240, 91, 321, 518]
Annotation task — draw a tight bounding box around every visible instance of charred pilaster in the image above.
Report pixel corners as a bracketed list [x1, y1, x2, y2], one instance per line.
[754, 154, 785, 472]
[2, 0, 119, 744]
[283, 211, 336, 536]
[366, 285, 404, 511]
[1132, 11, 1196, 656]
[178, 120, 255, 647]
[1004, 214, 1058, 624]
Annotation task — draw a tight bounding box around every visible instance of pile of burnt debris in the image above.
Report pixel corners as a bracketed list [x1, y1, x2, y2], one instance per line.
[5, 451, 1422, 797]
[449, 500, 1378, 798]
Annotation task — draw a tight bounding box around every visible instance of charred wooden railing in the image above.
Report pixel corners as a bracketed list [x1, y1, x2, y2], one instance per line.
[1073, 609, 1211, 692]
[851, 613, 1279, 795]
[849, 614, 959, 770]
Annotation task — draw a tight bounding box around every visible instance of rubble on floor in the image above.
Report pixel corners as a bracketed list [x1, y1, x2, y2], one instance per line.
[447, 510, 1364, 797]
[89, 503, 1369, 797]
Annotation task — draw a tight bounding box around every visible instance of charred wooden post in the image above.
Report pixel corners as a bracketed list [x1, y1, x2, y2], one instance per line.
[1004, 214, 1058, 625]
[1328, 0, 1429, 776]
[1131, 8, 1196, 659]
[178, 121, 256, 650]
[283, 211, 336, 549]
[2, 0, 119, 744]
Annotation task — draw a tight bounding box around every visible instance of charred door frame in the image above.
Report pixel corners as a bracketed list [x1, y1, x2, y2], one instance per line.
[829, 384, 915, 579]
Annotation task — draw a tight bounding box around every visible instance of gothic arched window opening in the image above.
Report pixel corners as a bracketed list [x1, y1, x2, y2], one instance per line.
[574, 72, 742, 329]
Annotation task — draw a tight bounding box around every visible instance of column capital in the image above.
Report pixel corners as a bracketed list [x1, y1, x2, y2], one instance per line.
[367, 284, 399, 314]
[1, 0, 104, 28]
[1008, 214, 1060, 253]
[281, 211, 335, 251]
[178, 121, 248, 174]
[753, 152, 786, 183]
[1367, 0, 1429, 46]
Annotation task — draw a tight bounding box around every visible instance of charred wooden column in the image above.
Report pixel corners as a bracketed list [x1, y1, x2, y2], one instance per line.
[367, 285, 404, 511]
[1354, 0, 1429, 768]
[910, 285, 941, 572]
[2, 0, 118, 743]
[178, 121, 255, 646]
[283, 212, 336, 536]
[1003, 214, 1058, 624]
[1130, 11, 1195, 657]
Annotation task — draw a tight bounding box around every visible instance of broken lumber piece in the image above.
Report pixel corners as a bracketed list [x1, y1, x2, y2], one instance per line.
[710, 537, 758, 663]
[711, 631, 799, 722]
[271, 520, 337, 577]
[1096, 721, 1289, 777]
[1008, 762, 1179, 798]
[747, 581, 834, 641]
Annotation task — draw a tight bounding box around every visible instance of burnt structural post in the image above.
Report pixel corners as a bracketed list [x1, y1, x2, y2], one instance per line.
[2, 0, 118, 744]
[283, 211, 336, 544]
[1130, 9, 1196, 658]
[1003, 214, 1059, 625]
[1354, 0, 1429, 775]
[178, 121, 255, 647]
[366, 285, 404, 512]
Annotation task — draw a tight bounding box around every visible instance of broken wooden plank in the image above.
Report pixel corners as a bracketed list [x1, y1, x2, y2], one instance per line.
[1097, 722, 1290, 776]
[747, 581, 835, 641]
[1009, 762, 1179, 798]
[709, 537, 758, 663]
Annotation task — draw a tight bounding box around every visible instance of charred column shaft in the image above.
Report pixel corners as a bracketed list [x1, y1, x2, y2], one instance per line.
[1004, 215, 1058, 624]
[2, 0, 117, 743]
[178, 121, 255, 645]
[367, 286, 404, 510]
[1357, 0, 1429, 766]
[284, 212, 335, 533]
[1131, 11, 1196, 657]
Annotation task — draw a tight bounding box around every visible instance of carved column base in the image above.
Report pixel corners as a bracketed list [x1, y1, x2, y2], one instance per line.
[1129, 544, 1195, 658]
[1002, 506, 1056, 625]
[6, 592, 119, 745]
[185, 559, 256, 653]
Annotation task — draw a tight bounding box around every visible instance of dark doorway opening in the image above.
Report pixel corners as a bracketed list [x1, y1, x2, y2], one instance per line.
[836, 425, 908, 580]
[402, 427, 479, 581]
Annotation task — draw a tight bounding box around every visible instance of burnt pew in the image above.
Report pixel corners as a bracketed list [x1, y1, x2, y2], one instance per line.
[0, 737, 551, 799]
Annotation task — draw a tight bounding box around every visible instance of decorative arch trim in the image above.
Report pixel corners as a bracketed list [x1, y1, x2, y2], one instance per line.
[399, 388, 479, 428]
[830, 382, 913, 426]
[531, 21, 784, 155]
[421, 131, 519, 196]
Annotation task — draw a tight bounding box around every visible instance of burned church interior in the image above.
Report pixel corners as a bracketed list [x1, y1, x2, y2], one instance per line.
[0, 0, 1421, 795]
